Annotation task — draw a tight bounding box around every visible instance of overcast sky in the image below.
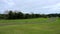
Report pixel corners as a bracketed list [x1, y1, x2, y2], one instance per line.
[0, 0, 60, 14]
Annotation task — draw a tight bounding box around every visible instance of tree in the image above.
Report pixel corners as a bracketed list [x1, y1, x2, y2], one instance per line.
[17, 12, 24, 19]
[7, 10, 14, 19]
[24, 14, 31, 19]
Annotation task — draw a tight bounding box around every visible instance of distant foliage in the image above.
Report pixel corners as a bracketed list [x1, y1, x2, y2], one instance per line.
[0, 10, 60, 19]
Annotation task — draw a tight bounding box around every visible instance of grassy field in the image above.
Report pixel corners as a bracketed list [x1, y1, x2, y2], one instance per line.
[0, 18, 60, 34]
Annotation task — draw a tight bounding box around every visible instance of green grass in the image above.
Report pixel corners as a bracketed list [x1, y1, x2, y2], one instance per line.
[0, 18, 60, 34]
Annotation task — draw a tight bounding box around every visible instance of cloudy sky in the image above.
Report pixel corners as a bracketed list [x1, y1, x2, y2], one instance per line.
[0, 0, 60, 14]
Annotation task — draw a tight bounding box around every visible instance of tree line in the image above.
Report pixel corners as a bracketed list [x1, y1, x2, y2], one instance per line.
[0, 10, 60, 19]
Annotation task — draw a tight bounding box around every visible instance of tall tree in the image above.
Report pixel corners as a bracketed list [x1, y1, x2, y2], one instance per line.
[7, 10, 14, 19]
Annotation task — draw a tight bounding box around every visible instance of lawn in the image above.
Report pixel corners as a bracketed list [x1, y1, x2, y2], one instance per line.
[0, 18, 60, 34]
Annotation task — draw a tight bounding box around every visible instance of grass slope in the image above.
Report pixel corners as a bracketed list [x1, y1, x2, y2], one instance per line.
[0, 18, 60, 34]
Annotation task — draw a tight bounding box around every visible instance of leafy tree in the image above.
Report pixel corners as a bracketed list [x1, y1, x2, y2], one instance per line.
[17, 12, 24, 19]
[7, 10, 14, 19]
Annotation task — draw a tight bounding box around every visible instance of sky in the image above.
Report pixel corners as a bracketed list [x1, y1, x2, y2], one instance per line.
[0, 0, 60, 14]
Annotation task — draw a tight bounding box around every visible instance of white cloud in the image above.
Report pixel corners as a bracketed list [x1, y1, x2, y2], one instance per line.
[0, 0, 60, 14]
[3, 0, 15, 7]
[42, 3, 60, 10]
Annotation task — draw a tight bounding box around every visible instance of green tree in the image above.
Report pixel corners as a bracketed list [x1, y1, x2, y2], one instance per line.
[17, 12, 24, 19]
[7, 10, 14, 19]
